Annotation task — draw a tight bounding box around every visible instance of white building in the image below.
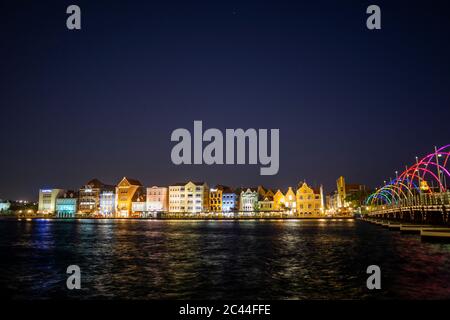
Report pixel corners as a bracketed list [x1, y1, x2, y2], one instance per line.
[239, 188, 259, 212]
[131, 201, 146, 215]
[99, 191, 115, 217]
[38, 189, 64, 214]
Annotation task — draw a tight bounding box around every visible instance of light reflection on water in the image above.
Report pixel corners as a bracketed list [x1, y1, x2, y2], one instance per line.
[0, 219, 449, 300]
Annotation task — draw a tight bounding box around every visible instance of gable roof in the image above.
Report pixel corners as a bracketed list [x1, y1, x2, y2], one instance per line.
[118, 177, 142, 186]
[85, 178, 105, 188]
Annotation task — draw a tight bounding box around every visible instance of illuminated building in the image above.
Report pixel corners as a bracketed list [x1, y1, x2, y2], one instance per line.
[336, 176, 346, 208]
[258, 189, 275, 211]
[296, 182, 324, 215]
[284, 187, 297, 213]
[0, 199, 11, 212]
[239, 188, 258, 211]
[210, 185, 227, 212]
[327, 192, 339, 211]
[264, 189, 275, 198]
[222, 188, 239, 212]
[336, 176, 366, 209]
[146, 186, 168, 212]
[168, 181, 210, 213]
[79, 178, 114, 215]
[131, 194, 146, 217]
[38, 189, 64, 214]
[257, 186, 267, 199]
[273, 190, 285, 211]
[99, 190, 115, 217]
[55, 191, 78, 218]
[115, 177, 145, 217]
[259, 194, 274, 211]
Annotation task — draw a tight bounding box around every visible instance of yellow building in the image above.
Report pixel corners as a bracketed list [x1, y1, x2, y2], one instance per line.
[296, 182, 323, 215]
[336, 176, 346, 208]
[259, 195, 274, 211]
[335, 176, 366, 211]
[115, 177, 144, 217]
[284, 187, 297, 213]
[273, 190, 285, 211]
[169, 181, 209, 213]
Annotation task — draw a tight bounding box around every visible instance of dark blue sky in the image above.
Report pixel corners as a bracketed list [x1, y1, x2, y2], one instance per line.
[1, 0, 450, 200]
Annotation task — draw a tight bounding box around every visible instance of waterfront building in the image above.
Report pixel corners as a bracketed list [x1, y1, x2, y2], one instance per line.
[259, 194, 274, 211]
[222, 188, 239, 212]
[264, 189, 275, 198]
[296, 182, 324, 215]
[0, 199, 11, 212]
[239, 188, 259, 212]
[38, 188, 64, 214]
[210, 185, 227, 212]
[336, 176, 366, 209]
[78, 178, 114, 215]
[115, 177, 145, 217]
[55, 191, 78, 218]
[256, 186, 267, 199]
[146, 186, 168, 212]
[327, 192, 339, 211]
[273, 190, 285, 211]
[131, 194, 146, 217]
[168, 181, 210, 213]
[99, 190, 115, 217]
[284, 187, 297, 213]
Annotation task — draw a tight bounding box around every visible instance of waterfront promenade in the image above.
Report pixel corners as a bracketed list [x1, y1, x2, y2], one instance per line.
[10, 212, 355, 221]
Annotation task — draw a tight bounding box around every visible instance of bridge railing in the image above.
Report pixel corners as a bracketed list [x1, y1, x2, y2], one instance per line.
[369, 192, 450, 213]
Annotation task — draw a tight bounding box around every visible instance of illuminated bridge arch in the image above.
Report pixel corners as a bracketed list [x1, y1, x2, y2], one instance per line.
[366, 144, 450, 207]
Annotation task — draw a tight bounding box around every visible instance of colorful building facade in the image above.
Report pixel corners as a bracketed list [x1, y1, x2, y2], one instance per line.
[210, 186, 225, 212]
[222, 188, 239, 212]
[131, 194, 147, 217]
[146, 186, 168, 212]
[259, 195, 274, 211]
[0, 200, 11, 212]
[296, 182, 324, 215]
[336, 176, 366, 210]
[78, 179, 114, 215]
[55, 191, 78, 218]
[273, 190, 285, 211]
[115, 177, 144, 217]
[38, 188, 64, 214]
[99, 190, 115, 217]
[169, 181, 209, 213]
[284, 187, 297, 213]
[240, 188, 258, 211]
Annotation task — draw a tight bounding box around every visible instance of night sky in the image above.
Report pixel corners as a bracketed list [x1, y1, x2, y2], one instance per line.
[1, 0, 450, 200]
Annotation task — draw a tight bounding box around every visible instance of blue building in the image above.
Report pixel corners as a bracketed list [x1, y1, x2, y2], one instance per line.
[222, 189, 239, 212]
[0, 199, 11, 213]
[56, 191, 78, 218]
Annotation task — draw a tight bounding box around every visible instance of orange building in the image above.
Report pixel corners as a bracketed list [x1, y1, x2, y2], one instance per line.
[273, 190, 285, 211]
[115, 177, 144, 217]
[210, 185, 227, 212]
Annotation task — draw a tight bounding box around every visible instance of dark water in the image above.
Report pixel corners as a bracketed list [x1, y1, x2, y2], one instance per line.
[0, 218, 450, 300]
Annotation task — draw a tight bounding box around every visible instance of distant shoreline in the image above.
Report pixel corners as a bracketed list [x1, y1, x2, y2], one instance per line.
[1, 215, 356, 221]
